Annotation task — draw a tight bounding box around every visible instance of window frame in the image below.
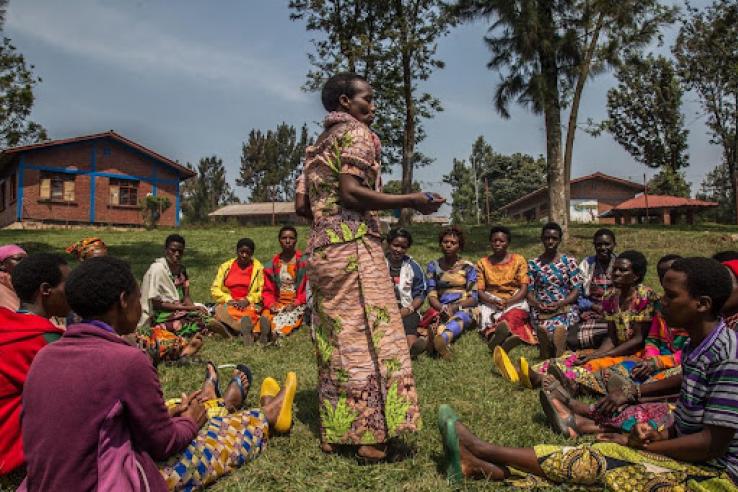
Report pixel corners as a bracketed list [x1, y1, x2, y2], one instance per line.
[109, 177, 139, 207]
[39, 171, 76, 203]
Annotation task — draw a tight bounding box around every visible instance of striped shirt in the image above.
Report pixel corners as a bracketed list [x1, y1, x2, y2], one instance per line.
[675, 320, 738, 482]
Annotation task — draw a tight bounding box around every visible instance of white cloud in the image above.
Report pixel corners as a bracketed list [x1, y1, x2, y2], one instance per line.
[6, 0, 308, 102]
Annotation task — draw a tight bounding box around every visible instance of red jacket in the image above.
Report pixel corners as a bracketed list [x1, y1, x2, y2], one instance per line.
[262, 250, 308, 310]
[0, 308, 63, 476]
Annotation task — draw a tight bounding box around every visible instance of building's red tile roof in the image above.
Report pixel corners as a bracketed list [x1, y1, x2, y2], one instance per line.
[0, 130, 195, 178]
[500, 172, 644, 211]
[610, 194, 718, 211]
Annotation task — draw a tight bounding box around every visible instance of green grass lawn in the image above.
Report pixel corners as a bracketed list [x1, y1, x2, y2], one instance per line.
[1, 223, 736, 491]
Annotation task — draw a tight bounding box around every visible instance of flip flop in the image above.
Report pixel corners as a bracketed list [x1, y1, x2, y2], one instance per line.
[493, 346, 519, 384]
[274, 371, 297, 433]
[226, 364, 252, 404]
[519, 357, 532, 389]
[539, 390, 578, 438]
[548, 362, 578, 397]
[260, 377, 281, 399]
[437, 404, 463, 485]
[204, 361, 221, 398]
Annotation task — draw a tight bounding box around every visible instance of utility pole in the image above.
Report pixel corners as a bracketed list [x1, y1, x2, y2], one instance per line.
[644, 173, 650, 224]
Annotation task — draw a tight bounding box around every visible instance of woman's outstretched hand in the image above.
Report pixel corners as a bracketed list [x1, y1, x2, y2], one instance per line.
[411, 192, 445, 215]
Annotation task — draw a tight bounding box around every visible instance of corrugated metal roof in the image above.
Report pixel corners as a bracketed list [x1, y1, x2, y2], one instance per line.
[209, 202, 295, 216]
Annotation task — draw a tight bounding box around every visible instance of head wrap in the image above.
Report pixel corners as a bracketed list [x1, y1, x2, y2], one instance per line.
[723, 260, 738, 280]
[66, 237, 107, 261]
[0, 244, 27, 262]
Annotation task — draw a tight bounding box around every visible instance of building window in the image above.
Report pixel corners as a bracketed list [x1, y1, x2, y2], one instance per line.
[40, 171, 75, 202]
[9, 173, 16, 202]
[109, 178, 139, 206]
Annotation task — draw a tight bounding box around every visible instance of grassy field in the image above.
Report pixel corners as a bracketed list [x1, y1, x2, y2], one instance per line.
[1, 223, 736, 491]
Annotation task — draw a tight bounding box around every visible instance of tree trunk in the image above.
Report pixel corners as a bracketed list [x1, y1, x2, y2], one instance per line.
[564, 13, 603, 225]
[396, 0, 416, 226]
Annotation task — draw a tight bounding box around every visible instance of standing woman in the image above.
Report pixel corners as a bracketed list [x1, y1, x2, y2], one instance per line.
[527, 222, 582, 358]
[296, 72, 443, 460]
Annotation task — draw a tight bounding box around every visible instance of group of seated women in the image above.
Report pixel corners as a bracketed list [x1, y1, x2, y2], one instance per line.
[0, 248, 298, 490]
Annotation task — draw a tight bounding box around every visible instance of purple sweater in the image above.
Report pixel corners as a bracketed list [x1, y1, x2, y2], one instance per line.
[21, 323, 198, 491]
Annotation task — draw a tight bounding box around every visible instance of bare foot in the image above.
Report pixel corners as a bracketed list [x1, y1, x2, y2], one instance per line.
[181, 334, 204, 357]
[529, 369, 544, 388]
[357, 444, 387, 461]
[320, 442, 336, 454]
[261, 386, 287, 427]
[223, 368, 250, 412]
[201, 362, 219, 400]
[455, 420, 488, 457]
[549, 398, 579, 439]
[460, 442, 507, 480]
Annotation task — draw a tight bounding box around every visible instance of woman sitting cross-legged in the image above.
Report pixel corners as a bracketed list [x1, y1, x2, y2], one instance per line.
[477, 225, 535, 356]
[212, 238, 266, 344]
[20, 256, 297, 492]
[420, 226, 479, 360]
[438, 257, 738, 489]
[259, 226, 308, 343]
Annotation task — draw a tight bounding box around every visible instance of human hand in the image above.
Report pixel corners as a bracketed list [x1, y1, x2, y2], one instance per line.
[228, 299, 249, 310]
[596, 432, 628, 446]
[594, 390, 628, 416]
[571, 353, 592, 366]
[631, 360, 656, 381]
[181, 396, 208, 428]
[411, 192, 445, 215]
[194, 305, 210, 315]
[492, 298, 506, 310]
[627, 422, 666, 449]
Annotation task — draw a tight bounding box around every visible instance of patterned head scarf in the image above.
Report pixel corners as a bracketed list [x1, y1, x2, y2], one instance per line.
[66, 237, 107, 261]
[0, 244, 26, 262]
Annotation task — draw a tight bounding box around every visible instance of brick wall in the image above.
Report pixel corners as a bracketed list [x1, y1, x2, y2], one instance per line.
[15, 139, 181, 227]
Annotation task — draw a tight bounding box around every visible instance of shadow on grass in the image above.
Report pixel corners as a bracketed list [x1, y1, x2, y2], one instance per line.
[295, 388, 320, 439]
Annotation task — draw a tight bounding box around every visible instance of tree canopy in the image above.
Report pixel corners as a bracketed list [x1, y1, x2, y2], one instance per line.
[180, 155, 240, 223]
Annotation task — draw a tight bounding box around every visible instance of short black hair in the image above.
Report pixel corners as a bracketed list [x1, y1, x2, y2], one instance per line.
[11, 253, 67, 303]
[658, 254, 682, 266]
[593, 228, 615, 242]
[439, 225, 465, 250]
[670, 257, 732, 316]
[617, 250, 648, 284]
[65, 256, 137, 318]
[278, 226, 297, 239]
[489, 225, 511, 242]
[165, 234, 185, 248]
[236, 237, 255, 252]
[541, 222, 563, 237]
[321, 72, 367, 112]
[388, 227, 413, 247]
[712, 251, 738, 263]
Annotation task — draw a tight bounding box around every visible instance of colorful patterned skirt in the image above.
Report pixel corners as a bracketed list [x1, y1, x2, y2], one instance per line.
[307, 237, 421, 445]
[479, 302, 536, 345]
[137, 327, 186, 363]
[570, 312, 609, 350]
[262, 291, 306, 336]
[531, 306, 580, 334]
[159, 408, 268, 491]
[152, 310, 211, 338]
[590, 402, 675, 433]
[214, 304, 261, 333]
[507, 442, 735, 490]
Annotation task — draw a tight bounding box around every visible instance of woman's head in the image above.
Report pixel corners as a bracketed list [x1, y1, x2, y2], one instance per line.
[439, 226, 465, 256]
[236, 238, 255, 266]
[11, 253, 70, 317]
[612, 250, 647, 288]
[662, 257, 732, 327]
[0, 244, 27, 274]
[321, 73, 375, 125]
[540, 222, 562, 253]
[387, 228, 413, 263]
[488, 225, 511, 255]
[657, 254, 682, 284]
[164, 234, 185, 267]
[278, 226, 297, 254]
[720, 260, 738, 317]
[65, 256, 140, 335]
[592, 228, 615, 261]
[66, 237, 107, 261]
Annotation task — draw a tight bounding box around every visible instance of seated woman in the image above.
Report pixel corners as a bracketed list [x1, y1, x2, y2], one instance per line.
[438, 258, 738, 489]
[0, 245, 27, 311]
[568, 228, 616, 350]
[212, 238, 265, 344]
[715, 251, 738, 329]
[140, 234, 227, 340]
[385, 227, 428, 357]
[0, 254, 68, 478]
[260, 227, 308, 342]
[526, 222, 581, 358]
[421, 226, 478, 360]
[476, 225, 534, 355]
[20, 256, 297, 491]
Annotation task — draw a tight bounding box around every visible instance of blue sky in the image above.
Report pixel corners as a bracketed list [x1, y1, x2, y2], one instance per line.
[6, 0, 719, 206]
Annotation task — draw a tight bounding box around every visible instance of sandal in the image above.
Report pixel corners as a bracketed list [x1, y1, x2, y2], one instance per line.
[548, 362, 578, 397]
[227, 364, 253, 403]
[437, 404, 463, 485]
[539, 390, 578, 438]
[204, 361, 221, 398]
[493, 346, 519, 384]
[274, 371, 297, 433]
[518, 357, 532, 389]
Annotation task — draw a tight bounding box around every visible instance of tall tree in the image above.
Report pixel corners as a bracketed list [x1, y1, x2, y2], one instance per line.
[598, 55, 689, 180]
[443, 158, 476, 224]
[452, 0, 674, 237]
[237, 123, 313, 202]
[674, 0, 738, 223]
[648, 169, 691, 198]
[180, 156, 240, 223]
[697, 163, 734, 223]
[289, 0, 451, 225]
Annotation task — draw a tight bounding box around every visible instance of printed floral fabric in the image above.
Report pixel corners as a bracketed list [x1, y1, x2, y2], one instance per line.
[308, 238, 421, 445]
[301, 112, 383, 254]
[528, 254, 582, 333]
[602, 284, 658, 345]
